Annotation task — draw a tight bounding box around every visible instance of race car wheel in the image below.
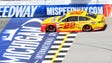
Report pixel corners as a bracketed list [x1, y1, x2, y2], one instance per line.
[82, 25, 92, 32]
[46, 25, 56, 32]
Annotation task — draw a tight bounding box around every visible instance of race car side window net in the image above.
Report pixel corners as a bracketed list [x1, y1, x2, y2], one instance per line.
[62, 16, 78, 22]
[62, 18, 68, 22]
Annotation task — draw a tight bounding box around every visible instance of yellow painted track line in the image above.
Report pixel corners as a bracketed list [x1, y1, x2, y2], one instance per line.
[50, 32, 70, 63]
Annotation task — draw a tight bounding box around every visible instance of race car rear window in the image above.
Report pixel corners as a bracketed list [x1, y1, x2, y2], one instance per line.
[86, 13, 97, 18]
[79, 16, 90, 21]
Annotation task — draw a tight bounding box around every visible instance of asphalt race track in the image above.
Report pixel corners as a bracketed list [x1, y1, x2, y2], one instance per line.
[62, 17, 112, 63]
[0, 17, 112, 63]
[0, 18, 10, 32]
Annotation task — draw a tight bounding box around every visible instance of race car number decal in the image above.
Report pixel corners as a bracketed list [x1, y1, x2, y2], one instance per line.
[64, 23, 75, 29]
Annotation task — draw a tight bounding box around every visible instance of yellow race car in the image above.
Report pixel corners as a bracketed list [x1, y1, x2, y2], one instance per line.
[41, 10, 106, 32]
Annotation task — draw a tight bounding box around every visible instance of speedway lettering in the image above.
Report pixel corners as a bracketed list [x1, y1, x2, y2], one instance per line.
[0, 4, 104, 17]
[47, 6, 103, 15]
[0, 26, 44, 63]
[0, 5, 38, 17]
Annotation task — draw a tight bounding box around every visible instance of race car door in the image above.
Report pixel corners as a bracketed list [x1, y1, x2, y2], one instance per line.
[59, 16, 79, 31]
[78, 16, 91, 29]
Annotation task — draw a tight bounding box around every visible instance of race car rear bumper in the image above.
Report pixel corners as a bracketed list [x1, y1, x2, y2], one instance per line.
[93, 24, 107, 31]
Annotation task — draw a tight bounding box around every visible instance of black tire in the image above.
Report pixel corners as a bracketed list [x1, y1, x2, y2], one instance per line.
[82, 25, 92, 32]
[102, 24, 107, 31]
[46, 25, 56, 32]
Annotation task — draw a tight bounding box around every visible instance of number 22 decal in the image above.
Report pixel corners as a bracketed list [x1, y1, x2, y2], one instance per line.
[64, 23, 75, 29]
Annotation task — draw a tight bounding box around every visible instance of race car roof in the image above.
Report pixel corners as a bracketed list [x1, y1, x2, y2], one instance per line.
[66, 10, 87, 16]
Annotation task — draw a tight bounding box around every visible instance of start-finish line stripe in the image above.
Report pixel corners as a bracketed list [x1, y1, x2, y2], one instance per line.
[53, 32, 77, 63]
[42, 32, 77, 63]
[51, 32, 70, 63]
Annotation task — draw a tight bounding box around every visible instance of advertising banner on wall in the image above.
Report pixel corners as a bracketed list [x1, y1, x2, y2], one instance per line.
[46, 4, 103, 16]
[0, 4, 104, 18]
[104, 4, 112, 17]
